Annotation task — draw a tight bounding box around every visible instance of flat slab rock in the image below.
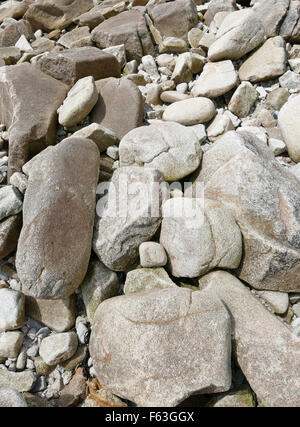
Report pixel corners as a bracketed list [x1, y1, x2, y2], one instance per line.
[194, 131, 300, 292]
[200, 271, 300, 407]
[90, 287, 231, 407]
[37, 47, 121, 87]
[0, 63, 67, 179]
[16, 137, 100, 299]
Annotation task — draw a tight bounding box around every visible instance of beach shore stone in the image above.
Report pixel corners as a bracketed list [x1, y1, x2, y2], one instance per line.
[163, 97, 216, 125]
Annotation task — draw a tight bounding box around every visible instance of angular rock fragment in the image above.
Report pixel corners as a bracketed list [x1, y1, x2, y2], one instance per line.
[200, 271, 300, 407]
[0, 63, 67, 178]
[72, 123, 119, 153]
[39, 332, 78, 366]
[93, 166, 167, 271]
[25, 296, 76, 332]
[239, 37, 287, 83]
[148, 0, 198, 43]
[37, 47, 121, 87]
[57, 26, 91, 49]
[73, 6, 105, 29]
[0, 20, 33, 48]
[91, 77, 144, 140]
[16, 137, 100, 299]
[0, 1, 30, 24]
[90, 287, 231, 406]
[81, 258, 120, 323]
[124, 267, 176, 295]
[228, 82, 258, 118]
[0, 186, 22, 221]
[192, 60, 238, 98]
[119, 122, 202, 181]
[0, 214, 22, 260]
[24, 0, 94, 31]
[160, 198, 242, 278]
[194, 131, 300, 291]
[92, 10, 155, 62]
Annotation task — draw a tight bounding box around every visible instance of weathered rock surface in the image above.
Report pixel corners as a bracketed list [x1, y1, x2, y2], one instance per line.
[256, 290, 289, 314]
[0, 288, 25, 332]
[228, 82, 258, 118]
[208, 9, 265, 61]
[191, 60, 238, 98]
[0, 1, 30, 24]
[124, 267, 177, 295]
[194, 131, 300, 291]
[58, 76, 98, 128]
[81, 258, 120, 323]
[200, 271, 300, 407]
[24, 0, 94, 31]
[0, 63, 67, 178]
[163, 97, 216, 125]
[148, 0, 198, 43]
[0, 214, 22, 260]
[93, 167, 167, 271]
[16, 137, 100, 299]
[239, 37, 287, 83]
[0, 186, 22, 221]
[0, 19, 33, 48]
[0, 388, 28, 407]
[37, 47, 120, 87]
[0, 331, 24, 358]
[92, 10, 155, 62]
[57, 26, 91, 49]
[25, 296, 76, 332]
[119, 122, 202, 181]
[278, 94, 300, 162]
[139, 242, 167, 268]
[90, 287, 231, 406]
[91, 77, 144, 140]
[39, 332, 78, 366]
[72, 123, 119, 153]
[160, 198, 242, 278]
[73, 5, 105, 29]
[0, 366, 35, 392]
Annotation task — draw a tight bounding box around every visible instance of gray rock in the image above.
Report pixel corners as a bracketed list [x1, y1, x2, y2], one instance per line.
[90, 287, 231, 406]
[160, 198, 242, 278]
[193, 131, 300, 292]
[0, 388, 28, 407]
[39, 332, 78, 366]
[0, 366, 35, 392]
[228, 82, 259, 118]
[9, 172, 28, 194]
[16, 137, 100, 299]
[81, 258, 120, 323]
[256, 290, 289, 314]
[93, 167, 167, 271]
[208, 9, 265, 61]
[0, 288, 25, 332]
[0, 186, 22, 221]
[279, 70, 300, 90]
[124, 267, 177, 295]
[119, 122, 202, 182]
[139, 242, 167, 268]
[200, 270, 300, 407]
[0, 331, 23, 359]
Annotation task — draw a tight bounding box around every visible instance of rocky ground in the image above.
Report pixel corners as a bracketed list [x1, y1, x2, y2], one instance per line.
[0, 0, 300, 408]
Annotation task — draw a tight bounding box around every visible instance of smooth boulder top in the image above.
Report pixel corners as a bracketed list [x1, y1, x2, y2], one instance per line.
[208, 9, 265, 61]
[162, 97, 216, 125]
[119, 121, 202, 182]
[90, 287, 231, 407]
[278, 94, 300, 163]
[16, 137, 100, 300]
